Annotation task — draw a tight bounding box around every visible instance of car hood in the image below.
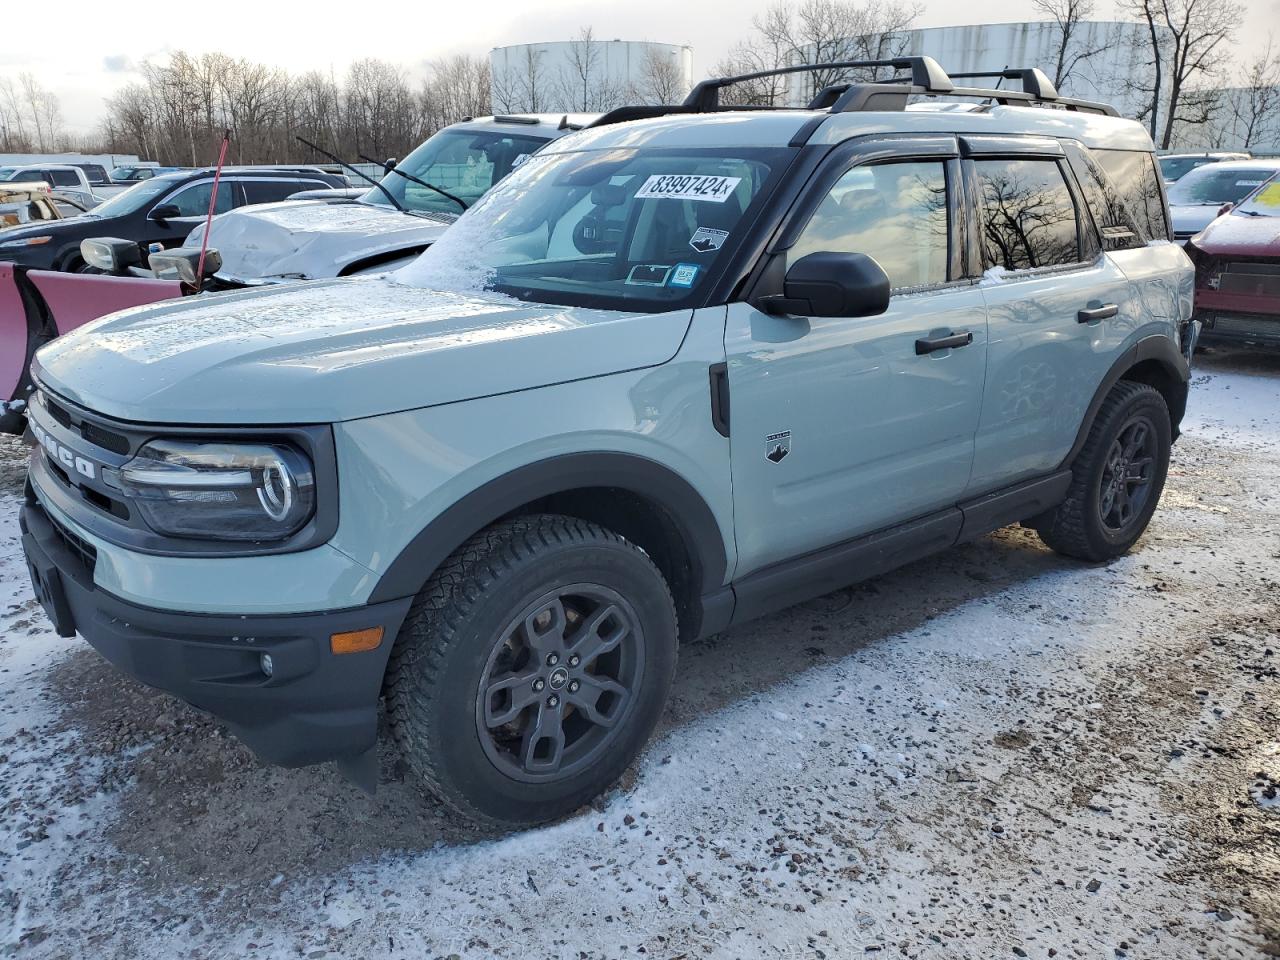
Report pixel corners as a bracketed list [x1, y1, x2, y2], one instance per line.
[1191, 212, 1280, 257]
[1170, 203, 1228, 236]
[33, 277, 693, 424]
[195, 200, 453, 283]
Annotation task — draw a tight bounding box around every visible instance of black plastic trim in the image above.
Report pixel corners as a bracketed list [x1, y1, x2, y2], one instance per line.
[20, 496, 412, 770]
[956, 470, 1073, 542]
[367, 453, 730, 607]
[708, 362, 731, 437]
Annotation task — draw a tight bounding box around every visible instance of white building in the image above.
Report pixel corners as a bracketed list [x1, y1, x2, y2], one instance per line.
[787, 22, 1169, 125]
[490, 40, 693, 114]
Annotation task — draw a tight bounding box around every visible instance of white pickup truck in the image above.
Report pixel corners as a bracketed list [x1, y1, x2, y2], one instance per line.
[0, 163, 129, 210]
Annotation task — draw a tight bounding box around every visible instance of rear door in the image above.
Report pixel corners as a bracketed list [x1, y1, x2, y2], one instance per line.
[725, 136, 989, 576]
[964, 139, 1134, 495]
[144, 178, 236, 247]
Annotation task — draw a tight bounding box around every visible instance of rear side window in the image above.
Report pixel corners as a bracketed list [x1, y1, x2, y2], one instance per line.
[77, 164, 109, 184]
[239, 179, 308, 205]
[50, 170, 81, 187]
[974, 158, 1081, 271]
[789, 159, 951, 290]
[1092, 150, 1169, 243]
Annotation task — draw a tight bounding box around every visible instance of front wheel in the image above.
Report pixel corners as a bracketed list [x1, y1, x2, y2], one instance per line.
[385, 514, 678, 828]
[1031, 380, 1171, 562]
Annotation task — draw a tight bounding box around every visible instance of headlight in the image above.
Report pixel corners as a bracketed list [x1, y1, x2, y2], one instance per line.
[112, 440, 315, 541]
[0, 235, 52, 248]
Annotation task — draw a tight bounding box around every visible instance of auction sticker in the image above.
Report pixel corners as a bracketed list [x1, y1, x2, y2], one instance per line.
[636, 174, 742, 203]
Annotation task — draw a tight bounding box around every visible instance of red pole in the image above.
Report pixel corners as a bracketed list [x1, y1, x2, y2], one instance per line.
[195, 128, 230, 287]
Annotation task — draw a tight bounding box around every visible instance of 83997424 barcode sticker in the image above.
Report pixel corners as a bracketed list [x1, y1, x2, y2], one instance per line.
[635, 174, 742, 203]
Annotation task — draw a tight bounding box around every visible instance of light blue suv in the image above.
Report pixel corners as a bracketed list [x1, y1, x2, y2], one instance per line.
[19, 59, 1195, 828]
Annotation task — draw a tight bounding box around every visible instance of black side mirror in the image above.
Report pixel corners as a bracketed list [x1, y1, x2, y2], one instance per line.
[149, 203, 181, 222]
[80, 237, 142, 274]
[384, 158, 398, 174]
[148, 246, 222, 285]
[762, 252, 891, 318]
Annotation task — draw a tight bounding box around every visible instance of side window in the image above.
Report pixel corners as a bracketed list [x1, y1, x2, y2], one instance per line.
[974, 158, 1081, 271]
[1092, 150, 1170, 243]
[789, 159, 951, 290]
[166, 181, 234, 217]
[50, 170, 81, 187]
[239, 179, 305, 205]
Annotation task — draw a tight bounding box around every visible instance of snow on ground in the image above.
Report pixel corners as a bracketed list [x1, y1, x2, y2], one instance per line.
[1, 347, 1279, 959]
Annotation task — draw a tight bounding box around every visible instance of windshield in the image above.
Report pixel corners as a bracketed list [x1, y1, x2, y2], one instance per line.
[0, 168, 15, 180]
[1236, 181, 1280, 218]
[1167, 167, 1278, 205]
[395, 146, 791, 312]
[362, 128, 551, 216]
[85, 177, 179, 218]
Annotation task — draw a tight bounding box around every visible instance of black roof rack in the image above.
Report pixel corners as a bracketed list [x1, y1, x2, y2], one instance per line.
[587, 56, 1118, 130]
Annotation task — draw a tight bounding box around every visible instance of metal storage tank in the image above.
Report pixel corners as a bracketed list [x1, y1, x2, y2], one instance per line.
[490, 40, 693, 114]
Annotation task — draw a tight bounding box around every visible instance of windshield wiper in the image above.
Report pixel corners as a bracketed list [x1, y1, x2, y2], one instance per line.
[295, 137, 406, 213]
[357, 154, 468, 212]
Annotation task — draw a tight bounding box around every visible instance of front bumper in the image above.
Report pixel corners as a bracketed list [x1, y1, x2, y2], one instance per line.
[19, 492, 412, 769]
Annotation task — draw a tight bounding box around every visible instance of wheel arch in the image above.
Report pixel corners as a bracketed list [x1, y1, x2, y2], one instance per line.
[366, 453, 731, 642]
[1061, 334, 1189, 470]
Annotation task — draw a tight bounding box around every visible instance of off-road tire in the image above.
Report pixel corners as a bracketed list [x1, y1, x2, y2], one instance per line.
[384, 514, 678, 828]
[1031, 380, 1171, 562]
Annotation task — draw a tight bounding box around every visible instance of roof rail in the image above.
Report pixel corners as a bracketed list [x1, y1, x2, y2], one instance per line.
[683, 56, 953, 111]
[584, 56, 1119, 130]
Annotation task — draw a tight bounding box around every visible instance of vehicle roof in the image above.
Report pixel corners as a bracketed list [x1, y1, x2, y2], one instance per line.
[545, 103, 1157, 154]
[449, 113, 600, 138]
[150, 166, 336, 181]
[1161, 151, 1249, 159]
[1175, 158, 1280, 176]
[5, 163, 83, 171]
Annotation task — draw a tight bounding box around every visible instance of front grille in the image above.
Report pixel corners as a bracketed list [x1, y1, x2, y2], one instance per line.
[1219, 261, 1280, 298]
[80, 419, 130, 455]
[45, 504, 98, 574]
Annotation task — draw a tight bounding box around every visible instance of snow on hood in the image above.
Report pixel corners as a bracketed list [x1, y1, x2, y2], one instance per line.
[193, 200, 451, 283]
[1190, 211, 1280, 255]
[33, 276, 693, 424]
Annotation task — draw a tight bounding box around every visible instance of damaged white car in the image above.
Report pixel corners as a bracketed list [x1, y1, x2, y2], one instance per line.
[185, 114, 595, 287]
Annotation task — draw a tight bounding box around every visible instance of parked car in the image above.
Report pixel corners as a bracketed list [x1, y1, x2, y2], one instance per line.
[0, 167, 344, 272]
[0, 164, 102, 209]
[185, 114, 594, 286]
[110, 165, 179, 182]
[19, 58, 1193, 829]
[0, 182, 72, 229]
[1158, 151, 1250, 184]
[1187, 179, 1280, 347]
[1167, 159, 1280, 240]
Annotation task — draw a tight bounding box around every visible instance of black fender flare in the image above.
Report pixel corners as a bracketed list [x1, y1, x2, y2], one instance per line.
[366, 452, 729, 605]
[1059, 333, 1190, 470]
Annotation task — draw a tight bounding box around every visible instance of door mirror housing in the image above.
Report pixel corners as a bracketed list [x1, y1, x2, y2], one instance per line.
[384, 157, 398, 174]
[762, 252, 891, 318]
[149, 202, 181, 223]
[148, 246, 222, 285]
[80, 237, 142, 274]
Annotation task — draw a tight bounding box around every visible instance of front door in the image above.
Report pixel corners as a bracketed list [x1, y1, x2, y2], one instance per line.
[725, 150, 988, 577]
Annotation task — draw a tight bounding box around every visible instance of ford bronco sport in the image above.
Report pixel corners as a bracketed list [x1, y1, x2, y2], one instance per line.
[19, 58, 1196, 828]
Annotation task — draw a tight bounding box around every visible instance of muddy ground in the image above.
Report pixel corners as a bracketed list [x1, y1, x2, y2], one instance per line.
[1, 346, 1278, 959]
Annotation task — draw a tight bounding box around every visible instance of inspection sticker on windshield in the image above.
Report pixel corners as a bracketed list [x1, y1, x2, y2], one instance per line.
[689, 226, 728, 253]
[636, 174, 742, 203]
[669, 263, 700, 288]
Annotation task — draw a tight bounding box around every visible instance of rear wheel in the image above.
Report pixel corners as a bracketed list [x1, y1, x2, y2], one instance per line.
[385, 514, 678, 828]
[1031, 380, 1171, 562]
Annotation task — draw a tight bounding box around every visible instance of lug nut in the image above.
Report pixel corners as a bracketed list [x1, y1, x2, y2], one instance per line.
[567, 654, 580, 667]
[567, 679, 580, 693]
[546, 653, 560, 666]
[533, 678, 545, 692]
[546, 694, 560, 708]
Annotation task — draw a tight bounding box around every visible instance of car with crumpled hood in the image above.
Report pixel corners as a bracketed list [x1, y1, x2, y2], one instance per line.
[185, 114, 595, 287]
[1168, 159, 1280, 241]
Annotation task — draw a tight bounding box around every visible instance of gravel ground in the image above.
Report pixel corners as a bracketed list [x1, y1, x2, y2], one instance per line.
[1, 346, 1278, 960]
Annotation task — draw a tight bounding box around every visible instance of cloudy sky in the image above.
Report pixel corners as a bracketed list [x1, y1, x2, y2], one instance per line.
[4, 0, 1277, 134]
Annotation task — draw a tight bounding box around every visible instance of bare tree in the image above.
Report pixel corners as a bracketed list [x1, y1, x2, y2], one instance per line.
[630, 46, 689, 104]
[714, 34, 794, 107]
[1032, 0, 1116, 91]
[1123, 0, 1243, 149]
[1219, 39, 1280, 150]
[422, 55, 491, 131]
[0, 76, 32, 151]
[492, 46, 551, 113]
[557, 27, 615, 111]
[747, 0, 922, 105]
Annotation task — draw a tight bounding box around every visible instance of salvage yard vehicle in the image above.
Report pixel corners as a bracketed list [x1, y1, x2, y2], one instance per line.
[1188, 179, 1280, 347]
[19, 57, 1195, 829]
[0, 166, 344, 272]
[0, 164, 103, 209]
[1158, 151, 1250, 184]
[0, 181, 79, 228]
[184, 114, 594, 286]
[1167, 159, 1280, 241]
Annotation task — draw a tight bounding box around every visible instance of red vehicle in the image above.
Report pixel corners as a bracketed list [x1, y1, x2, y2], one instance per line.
[1188, 180, 1280, 347]
[0, 262, 182, 433]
